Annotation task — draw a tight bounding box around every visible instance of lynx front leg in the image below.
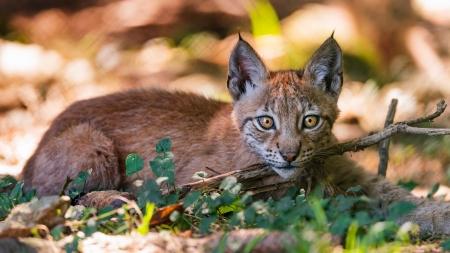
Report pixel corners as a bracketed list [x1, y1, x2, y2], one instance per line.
[28, 123, 121, 197]
[366, 174, 450, 235]
[325, 155, 450, 234]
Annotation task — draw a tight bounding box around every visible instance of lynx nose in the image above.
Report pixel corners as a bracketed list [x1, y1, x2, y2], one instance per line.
[281, 152, 297, 163]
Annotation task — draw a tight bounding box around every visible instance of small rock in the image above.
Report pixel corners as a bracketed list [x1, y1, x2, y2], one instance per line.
[0, 196, 71, 237]
[65, 205, 86, 220]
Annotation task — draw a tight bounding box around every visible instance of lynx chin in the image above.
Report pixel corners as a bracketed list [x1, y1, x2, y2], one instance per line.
[22, 34, 450, 234]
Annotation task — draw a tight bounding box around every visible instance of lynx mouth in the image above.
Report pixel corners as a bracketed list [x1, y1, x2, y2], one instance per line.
[271, 165, 304, 179]
[275, 165, 300, 170]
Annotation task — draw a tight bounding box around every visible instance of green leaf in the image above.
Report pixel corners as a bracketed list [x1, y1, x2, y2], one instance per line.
[9, 180, 24, 201]
[238, 192, 253, 206]
[427, 183, 440, 199]
[137, 179, 165, 207]
[98, 206, 114, 221]
[275, 197, 295, 212]
[60, 176, 74, 196]
[219, 202, 243, 215]
[354, 211, 371, 227]
[17, 197, 27, 204]
[330, 213, 351, 235]
[296, 192, 306, 204]
[346, 185, 361, 193]
[336, 196, 359, 212]
[150, 157, 175, 185]
[244, 207, 256, 224]
[137, 202, 155, 235]
[126, 153, 144, 176]
[248, 0, 281, 37]
[199, 215, 217, 233]
[68, 187, 81, 199]
[166, 193, 179, 205]
[24, 189, 36, 202]
[310, 184, 325, 199]
[163, 158, 175, 171]
[388, 201, 417, 221]
[183, 191, 201, 208]
[192, 171, 208, 180]
[84, 218, 98, 237]
[397, 180, 419, 191]
[73, 169, 92, 185]
[228, 183, 242, 195]
[64, 235, 80, 253]
[150, 156, 164, 173]
[219, 176, 237, 191]
[51, 226, 65, 241]
[0, 176, 12, 188]
[217, 193, 233, 208]
[156, 137, 172, 153]
[286, 187, 298, 198]
[440, 238, 450, 251]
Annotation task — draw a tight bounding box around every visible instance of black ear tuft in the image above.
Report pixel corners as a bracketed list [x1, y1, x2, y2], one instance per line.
[304, 37, 343, 99]
[227, 37, 269, 101]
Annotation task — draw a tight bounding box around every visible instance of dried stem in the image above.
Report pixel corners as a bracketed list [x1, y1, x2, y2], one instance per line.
[378, 99, 397, 177]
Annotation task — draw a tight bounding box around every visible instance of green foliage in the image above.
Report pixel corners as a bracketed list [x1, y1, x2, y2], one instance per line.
[427, 183, 440, 199]
[156, 137, 172, 153]
[126, 153, 144, 176]
[1, 137, 425, 251]
[246, 0, 281, 37]
[0, 176, 13, 188]
[137, 178, 165, 207]
[150, 137, 175, 186]
[387, 201, 417, 221]
[64, 235, 80, 253]
[346, 185, 361, 193]
[183, 191, 201, 208]
[0, 179, 36, 219]
[60, 176, 74, 196]
[397, 180, 419, 191]
[440, 238, 450, 251]
[137, 202, 155, 235]
[68, 169, 93, 199]
[192, 171, 208, 180]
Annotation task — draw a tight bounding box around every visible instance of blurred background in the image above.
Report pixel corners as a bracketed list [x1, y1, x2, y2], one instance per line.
[0, 0, 449, 197]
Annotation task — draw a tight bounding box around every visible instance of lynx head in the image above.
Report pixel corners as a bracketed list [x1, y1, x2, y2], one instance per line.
[227, 35, 343, 179]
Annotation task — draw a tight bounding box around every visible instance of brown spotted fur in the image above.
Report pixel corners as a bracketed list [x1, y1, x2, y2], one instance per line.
[22, 36, 450, 234]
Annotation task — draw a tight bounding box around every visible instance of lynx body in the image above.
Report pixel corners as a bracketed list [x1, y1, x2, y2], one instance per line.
[22, 36, 450, 234]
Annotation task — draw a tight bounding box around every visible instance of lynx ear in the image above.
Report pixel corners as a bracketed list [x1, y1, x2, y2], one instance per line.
[304, 36, 343, 99]
[227, 37, 269, 101]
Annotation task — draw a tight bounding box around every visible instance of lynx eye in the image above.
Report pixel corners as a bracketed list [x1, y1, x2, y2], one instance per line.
[303, 115, 319, 128]
[257, 116, 274, 130]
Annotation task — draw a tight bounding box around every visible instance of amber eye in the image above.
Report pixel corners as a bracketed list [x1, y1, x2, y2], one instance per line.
[257, 116, 274, 130]
[303, 115, 319, 128]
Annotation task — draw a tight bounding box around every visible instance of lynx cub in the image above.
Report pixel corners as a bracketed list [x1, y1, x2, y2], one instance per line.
[22, 35, 450, 234]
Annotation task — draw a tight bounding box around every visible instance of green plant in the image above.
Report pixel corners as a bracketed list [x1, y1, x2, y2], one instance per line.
[18, 136, 424, 252]
[0, 176, 36, 219]
[68, 169, 92, 199]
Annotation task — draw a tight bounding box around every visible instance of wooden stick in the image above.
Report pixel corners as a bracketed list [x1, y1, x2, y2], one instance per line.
[377, 99, 398, 177]
[173, 100, 450, 195]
